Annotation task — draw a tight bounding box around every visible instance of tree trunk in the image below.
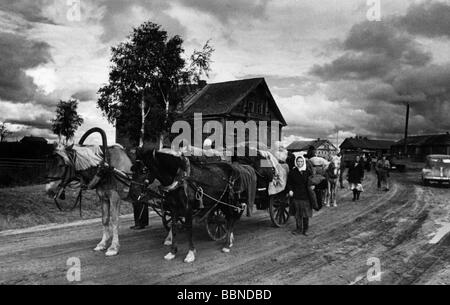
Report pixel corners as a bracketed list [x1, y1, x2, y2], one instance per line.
[139, 91, 145, 148]
[158, 83, 170, 150]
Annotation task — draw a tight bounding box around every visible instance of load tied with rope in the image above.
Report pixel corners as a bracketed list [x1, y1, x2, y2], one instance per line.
[48, 127, 133, 216]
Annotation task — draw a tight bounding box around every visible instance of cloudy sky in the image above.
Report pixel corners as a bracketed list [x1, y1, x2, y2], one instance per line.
[0, 0, 449, 146]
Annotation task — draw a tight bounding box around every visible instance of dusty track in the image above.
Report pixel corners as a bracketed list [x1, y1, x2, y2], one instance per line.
[1, 171, 449, 285]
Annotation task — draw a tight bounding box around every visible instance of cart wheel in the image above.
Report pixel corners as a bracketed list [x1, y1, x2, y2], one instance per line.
[206, 208, 228, 241]
[269, 193, 290, 227]
[162, 210, 185, 232]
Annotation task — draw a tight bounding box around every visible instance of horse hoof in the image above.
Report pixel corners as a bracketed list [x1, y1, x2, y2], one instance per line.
[222, 247, 231, 253]
[164, 239, 172, 246]
[184, 250, 196, 263]
[94, 244, 107, 252]
[105, 248, 118, 256]
[164, 252, 176, 261]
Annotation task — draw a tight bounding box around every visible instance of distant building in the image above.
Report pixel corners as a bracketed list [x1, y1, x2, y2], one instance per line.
[20, 136, 47, 144]
[340, 137, 394, 154]
[116, 78, 288, 149]
[391, 133, 450, 161]
[287, 139, 339, 158]
[339, 136, 395, 165]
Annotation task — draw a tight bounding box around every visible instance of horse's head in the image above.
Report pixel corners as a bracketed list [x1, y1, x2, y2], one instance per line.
[136, 148, 186, 187]
[327, 156, 341, 177]
[45, 144, 74, 198]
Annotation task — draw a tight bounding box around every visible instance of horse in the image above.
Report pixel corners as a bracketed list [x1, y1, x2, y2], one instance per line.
[45, 129, 133, 256]
[136, 148, 248, 263]
[324, 156, 341, 207]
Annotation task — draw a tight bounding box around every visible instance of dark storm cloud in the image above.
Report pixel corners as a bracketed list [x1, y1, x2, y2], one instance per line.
[392, 64, 450, 100]
[306, 2, 450, 140]
[0, 0, 53, 24]
[177, 0, 269, 24]
[97, 0, 186, 43]
[398, 1, 450, 38]
[0, 32, 52, 103]
[310, 21, 431, 81]
[391, 64, 450, 132]
[311, 52, 394, 80]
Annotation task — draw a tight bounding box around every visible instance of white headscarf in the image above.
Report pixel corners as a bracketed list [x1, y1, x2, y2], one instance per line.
[294, 155, 307, 171]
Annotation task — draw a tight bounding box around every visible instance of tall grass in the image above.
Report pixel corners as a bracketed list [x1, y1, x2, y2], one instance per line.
[0, 184, 133, 231]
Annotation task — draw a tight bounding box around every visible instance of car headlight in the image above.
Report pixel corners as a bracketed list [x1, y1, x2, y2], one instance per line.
[422, 169, 432, 176]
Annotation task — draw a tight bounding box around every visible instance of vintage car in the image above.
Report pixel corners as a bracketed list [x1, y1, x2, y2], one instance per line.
[422, 155, 450, 186]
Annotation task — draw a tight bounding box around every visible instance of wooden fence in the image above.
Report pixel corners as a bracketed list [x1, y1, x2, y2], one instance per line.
[0, 158, 50, 187]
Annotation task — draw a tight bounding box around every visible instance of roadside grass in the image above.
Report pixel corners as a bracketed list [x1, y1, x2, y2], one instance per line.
[0, 184, 133, 231]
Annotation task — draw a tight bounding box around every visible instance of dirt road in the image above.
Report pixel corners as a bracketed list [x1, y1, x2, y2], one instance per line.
[1, 171, 449, 285]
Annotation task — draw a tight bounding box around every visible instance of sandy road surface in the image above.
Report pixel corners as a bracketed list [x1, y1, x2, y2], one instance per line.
[1, 171, 449, 285]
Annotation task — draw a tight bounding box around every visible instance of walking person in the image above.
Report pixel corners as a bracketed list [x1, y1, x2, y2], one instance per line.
[376, 155, 391, 191]
[130, 200, 149, 230]
[128, 163, 149, 230]
[287, 155, 313, 236]
[338, 153, 346, 189]
[375, 155, 382, 189]
[347, 155, 365, 201]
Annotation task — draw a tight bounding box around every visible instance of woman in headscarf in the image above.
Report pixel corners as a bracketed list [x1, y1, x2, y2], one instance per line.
[287, 155, 313, 236]
[347, 155, 365, 201]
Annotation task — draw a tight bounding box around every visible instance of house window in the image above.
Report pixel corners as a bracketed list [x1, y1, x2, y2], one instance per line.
[257, 104, 262, 114]
[248, 102, 254, 113]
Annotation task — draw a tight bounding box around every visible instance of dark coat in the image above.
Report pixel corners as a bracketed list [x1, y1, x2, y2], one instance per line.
[287, 167, 311, 200]
[347, 161, 364, 184]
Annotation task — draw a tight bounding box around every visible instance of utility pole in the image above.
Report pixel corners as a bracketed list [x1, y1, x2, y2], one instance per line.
[404, 102, 410, 156]
[336, 130, 339, 152]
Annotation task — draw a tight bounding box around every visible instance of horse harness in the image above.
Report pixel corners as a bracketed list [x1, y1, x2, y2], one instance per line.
[141, 153, 246, 213]
[49, 148, 132, 216]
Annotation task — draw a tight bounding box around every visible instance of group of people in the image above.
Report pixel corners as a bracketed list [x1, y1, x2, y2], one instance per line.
[341, 153, 392, 202]
[287, 147, 393, 236]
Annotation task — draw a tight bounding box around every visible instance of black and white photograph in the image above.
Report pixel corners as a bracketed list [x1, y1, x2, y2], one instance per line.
[0, 0, 450, 289]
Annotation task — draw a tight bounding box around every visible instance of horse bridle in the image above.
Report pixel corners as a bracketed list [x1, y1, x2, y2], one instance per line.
[46, 155, 81, 213]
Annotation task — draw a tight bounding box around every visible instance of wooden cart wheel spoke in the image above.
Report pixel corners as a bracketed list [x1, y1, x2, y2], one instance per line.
[283, 209, 290, 220]
[269, 193, 290, 228]
[279, 207, 285, 223]
[278, 208, 284, 223]
[214, 224, 220, 238]
[276, 207, 283, 223]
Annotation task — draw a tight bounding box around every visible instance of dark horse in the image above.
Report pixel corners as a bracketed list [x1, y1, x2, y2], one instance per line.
[136, 149, 249, 263]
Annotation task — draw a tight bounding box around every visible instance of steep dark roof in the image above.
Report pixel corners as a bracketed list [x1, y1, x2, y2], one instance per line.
[287, 139, 337, 151]
[340, 137, 395, 150]
[395, 133, 450, 146]
[181, 78, 287, 126]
